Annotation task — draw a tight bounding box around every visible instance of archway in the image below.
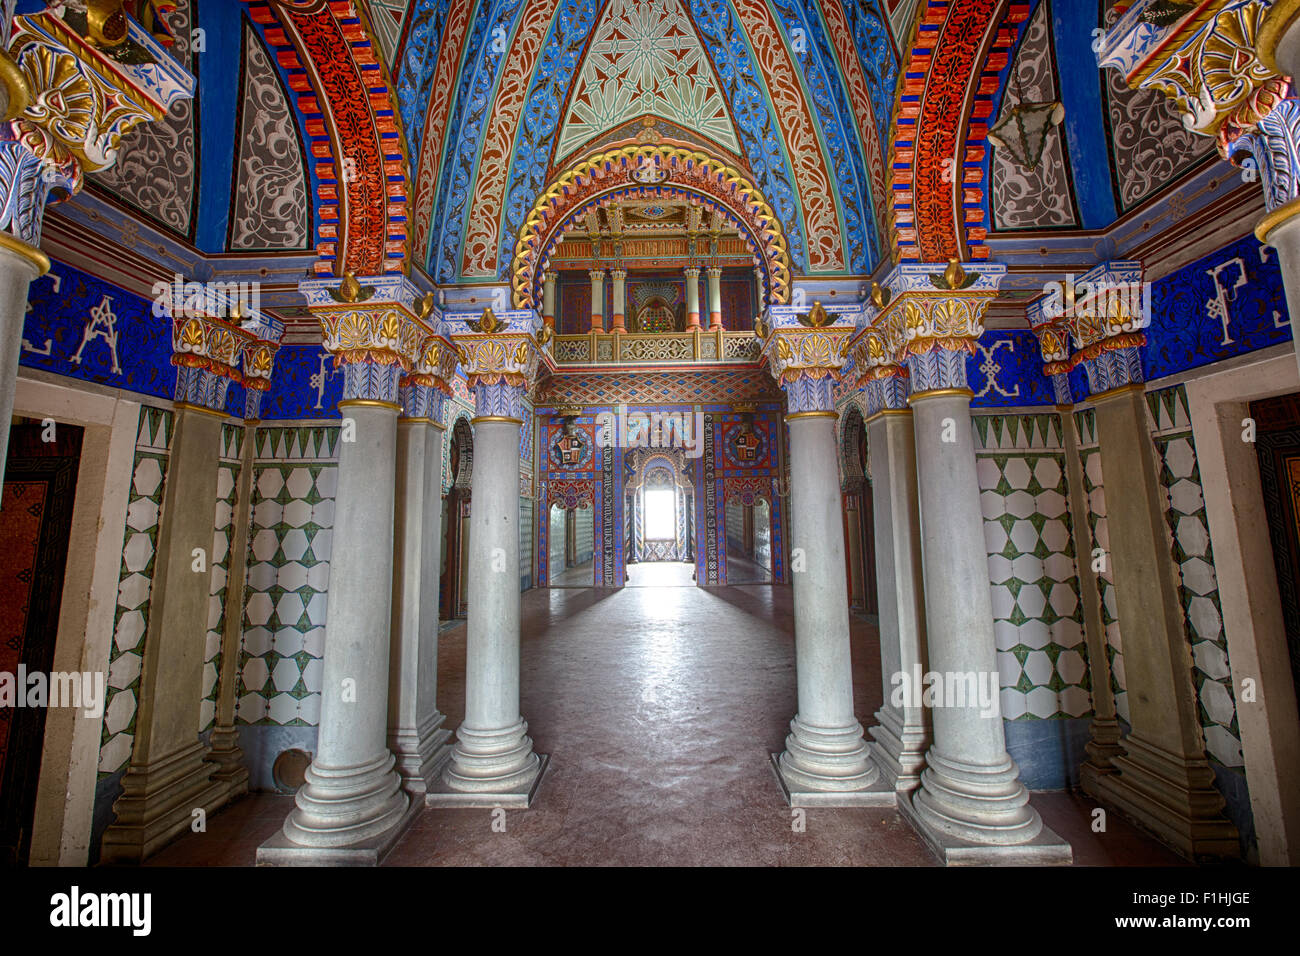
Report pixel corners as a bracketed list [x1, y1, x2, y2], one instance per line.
[840, 405, 877, 615]
[440, 417, 473, 621]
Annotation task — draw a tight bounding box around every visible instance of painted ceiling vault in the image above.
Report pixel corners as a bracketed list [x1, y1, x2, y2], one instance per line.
[56, 0, 1240, 313]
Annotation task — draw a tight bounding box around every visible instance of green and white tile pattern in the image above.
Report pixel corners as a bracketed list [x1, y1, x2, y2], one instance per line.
[1147, 384, 1243, 769]
[974, 413, 1092, 721]
[99, 405, 173, 777]
[235, 425, 340, 727]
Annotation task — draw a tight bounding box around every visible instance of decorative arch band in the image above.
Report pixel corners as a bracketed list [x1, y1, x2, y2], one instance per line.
[511, 145, 792, 310]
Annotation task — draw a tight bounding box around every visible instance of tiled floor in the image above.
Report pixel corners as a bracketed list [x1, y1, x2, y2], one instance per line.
[146, 582, 1184, 867]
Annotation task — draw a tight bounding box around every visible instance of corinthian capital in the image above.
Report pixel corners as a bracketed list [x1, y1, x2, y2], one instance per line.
[0, 4, 195, 245]
[856, 261, 1005, 394]
[302, 273, 443, 406]
[447, 307, 544, 418]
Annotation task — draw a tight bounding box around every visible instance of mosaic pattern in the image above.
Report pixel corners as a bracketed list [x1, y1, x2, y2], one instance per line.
[974, 413, 1091, 721]
[1147, 385, 1243, 768]
[556, 0, 739, 159]
[234, 426, 341, 728]
[99, 406, 173, 778]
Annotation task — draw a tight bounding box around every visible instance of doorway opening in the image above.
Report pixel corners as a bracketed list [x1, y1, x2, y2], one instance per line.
[0, 419, 84, 864]
[548, 501, 596, 587]
[625, 448, 694, 587]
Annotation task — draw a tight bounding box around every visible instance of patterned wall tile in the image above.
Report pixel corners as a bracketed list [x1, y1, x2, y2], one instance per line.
[975, 414, 1091, 722]
[98, 406, 173, 777]
[235, 426, 339, 728]
[1147, 384, 1243, 769]
[200, 429, 243, 734]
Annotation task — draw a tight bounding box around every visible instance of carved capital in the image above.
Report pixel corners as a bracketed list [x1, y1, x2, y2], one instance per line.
[1, 5, 195, 244]
[170, 303, 284, 414]
[302, 273, 443, 404]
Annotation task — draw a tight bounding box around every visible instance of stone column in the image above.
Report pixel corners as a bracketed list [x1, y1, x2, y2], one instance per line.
[389, 345, 458, 795]
[101, 399, 227, 862]
[0, 240, 45, 480]
[261, 275, 438, 864]
[849, 329, 931, 793]
[610, 269, 627, 332]
[764, 302, 883, 805]
[706, 266, 723, 330]
[589, 269, 605, 332]
[0, 8, 195, 478]
[430, 308, 547, 806]
[873, 263, 1067, 862]
[684, 267, 701, 330]
[541, 270, 557, 329]
[104, 302, 281, 861]
[1086, 383, 1237, 858]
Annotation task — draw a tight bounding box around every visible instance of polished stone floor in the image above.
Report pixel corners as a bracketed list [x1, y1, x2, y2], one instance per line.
[147, 581, 1185, 866]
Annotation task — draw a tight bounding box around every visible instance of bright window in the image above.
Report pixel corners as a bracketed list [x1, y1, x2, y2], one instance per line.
[645, 488, 675, 540]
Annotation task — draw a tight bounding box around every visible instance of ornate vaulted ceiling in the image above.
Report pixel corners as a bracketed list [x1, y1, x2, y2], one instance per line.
[50, 0, 1241, 315]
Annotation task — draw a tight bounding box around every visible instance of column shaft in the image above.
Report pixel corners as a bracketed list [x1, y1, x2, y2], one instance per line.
[685, 268, 701, 330]
[0, 243, 44, 480]
[610, 270, 627, 332]
[866, 410, 930, 792]
[908, 391, 1045, 849]
[589, 270, 605, 333]
[437, 417, 544, 800]
[389, 418, 452, 793]
[775, 412, 877, 800]
[278, 401, 407, 848]
[706, 267, 722, 330]
[1060, 407, 1123, 783]
[208, 420, 256, 794]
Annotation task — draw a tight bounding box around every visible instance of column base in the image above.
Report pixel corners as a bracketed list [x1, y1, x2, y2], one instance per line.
[898, 788, 1072, 866]
[100, 740, 230, 863]
[207, 724, 251, 800]
[1085, 733, 1239, 861]
[771, 715, 886, 805]
[274, 750, 409, 851]
[1080, 716, 1125, 785]
[868, 706, 928, 793]
[769, 754, 894, 807]
[388, 710, 454, 796]
[426, 753, 550, 809]
[429, 718, 547, 807]
[912, 747, 1045, 846]
[257, 791, 422, 866]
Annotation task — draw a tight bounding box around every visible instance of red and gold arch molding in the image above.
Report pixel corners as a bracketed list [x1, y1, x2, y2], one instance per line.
[890, 0, 1025, 263]
[252, 0, 410, 275]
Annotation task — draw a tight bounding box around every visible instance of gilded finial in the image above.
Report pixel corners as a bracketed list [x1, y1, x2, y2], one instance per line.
[417, 291, 435, 319]
[478, 306, 501, 333]
[797, 300, 831, 328]
[870, 282, 891, 310]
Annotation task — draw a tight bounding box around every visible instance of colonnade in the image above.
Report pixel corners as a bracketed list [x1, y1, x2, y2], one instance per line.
[565, 264, 726, 334]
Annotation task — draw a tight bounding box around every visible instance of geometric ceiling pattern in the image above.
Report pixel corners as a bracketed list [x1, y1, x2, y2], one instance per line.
[556, 0, 741, 161]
